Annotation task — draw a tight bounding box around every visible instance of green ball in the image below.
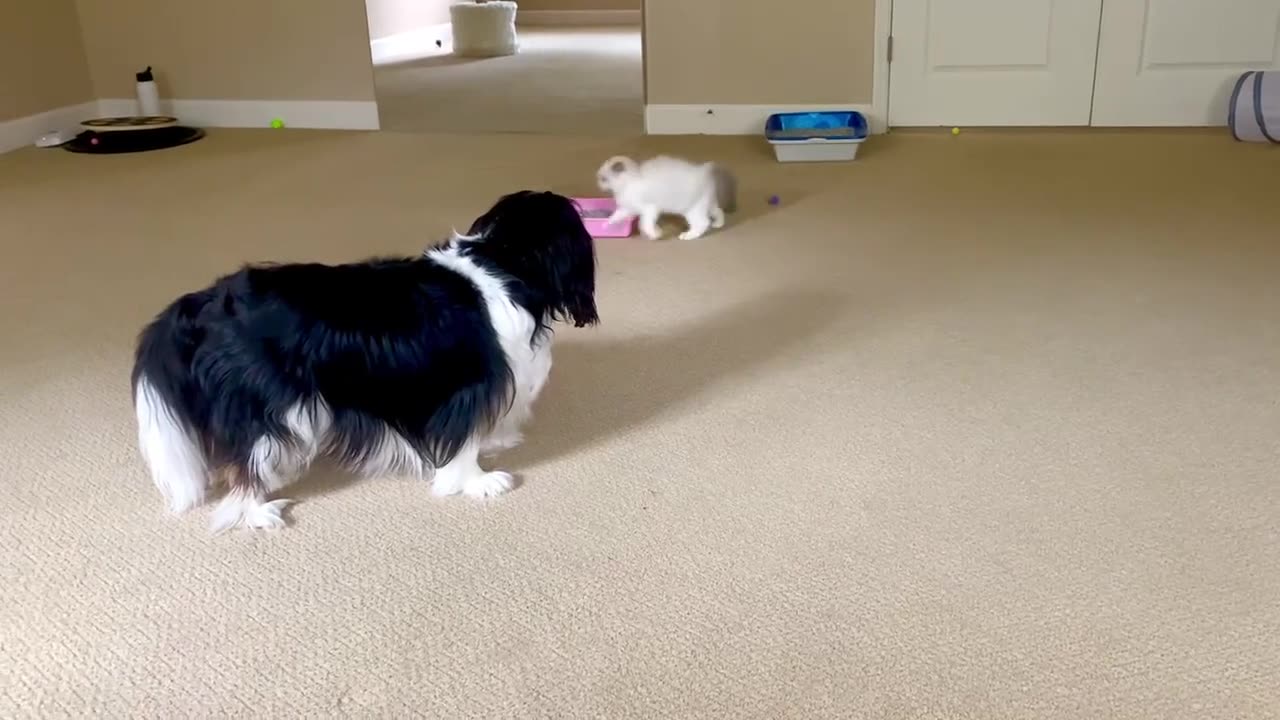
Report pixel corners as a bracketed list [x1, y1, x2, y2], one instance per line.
[270, 118, 285, 129]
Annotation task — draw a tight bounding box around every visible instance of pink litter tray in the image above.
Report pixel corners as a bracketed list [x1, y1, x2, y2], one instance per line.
[573, 197, 635, 238]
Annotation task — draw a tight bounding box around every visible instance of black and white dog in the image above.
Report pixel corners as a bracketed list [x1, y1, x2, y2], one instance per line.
[132, 191, 598, 532]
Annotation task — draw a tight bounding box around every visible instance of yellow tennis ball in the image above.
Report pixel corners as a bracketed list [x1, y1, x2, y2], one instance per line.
[270, 118, 285, 129]
[952, 127, 961, 135]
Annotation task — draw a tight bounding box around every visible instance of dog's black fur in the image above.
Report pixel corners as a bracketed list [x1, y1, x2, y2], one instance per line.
[132, 190, 597, 516]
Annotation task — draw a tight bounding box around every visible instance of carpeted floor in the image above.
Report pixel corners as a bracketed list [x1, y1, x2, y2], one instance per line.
[1, 128, 1278, 719]
[374, 27, 643, 135]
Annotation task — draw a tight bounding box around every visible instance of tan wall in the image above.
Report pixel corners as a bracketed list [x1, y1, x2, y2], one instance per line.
[74, 0, 376, 101]
[518, 0, 641, 10]
[2, 0, 874, 121]
[366, 0, 451, 41]
[644, 0, 876, 105]
[0, 0, 94, 122]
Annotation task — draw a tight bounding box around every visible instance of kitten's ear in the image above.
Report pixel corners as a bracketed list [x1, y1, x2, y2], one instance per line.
[610, 160, 628, 174]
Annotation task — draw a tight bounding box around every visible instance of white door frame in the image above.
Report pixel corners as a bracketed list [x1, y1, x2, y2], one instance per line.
[873, 0, 894, 132]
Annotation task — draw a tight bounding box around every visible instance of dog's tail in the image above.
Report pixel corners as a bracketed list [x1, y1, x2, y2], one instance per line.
[131, 290, 215, 514]
[711, 163, 738, 214]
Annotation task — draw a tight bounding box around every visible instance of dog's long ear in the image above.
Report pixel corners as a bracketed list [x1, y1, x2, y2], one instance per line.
[466, 191, 599, 328]
[542, 195, 599, 328]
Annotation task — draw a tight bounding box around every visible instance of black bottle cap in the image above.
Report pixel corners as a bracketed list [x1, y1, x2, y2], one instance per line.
[136, 66, 154, 82]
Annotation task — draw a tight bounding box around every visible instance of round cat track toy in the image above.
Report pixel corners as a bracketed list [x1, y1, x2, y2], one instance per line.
[80, 115, 180, 131]
[64, 115, 205, 155]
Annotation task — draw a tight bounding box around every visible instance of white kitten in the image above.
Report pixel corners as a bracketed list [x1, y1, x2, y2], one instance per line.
[596, 155, 737, 241]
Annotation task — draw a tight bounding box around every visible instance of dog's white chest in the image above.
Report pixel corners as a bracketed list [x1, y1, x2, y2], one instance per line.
[499, 318, 553, 410]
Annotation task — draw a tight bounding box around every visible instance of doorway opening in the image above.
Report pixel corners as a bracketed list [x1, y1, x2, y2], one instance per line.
[364, 1, 644, 135]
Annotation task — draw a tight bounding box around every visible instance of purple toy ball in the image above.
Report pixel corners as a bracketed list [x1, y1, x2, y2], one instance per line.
[768, 195, 780, 206]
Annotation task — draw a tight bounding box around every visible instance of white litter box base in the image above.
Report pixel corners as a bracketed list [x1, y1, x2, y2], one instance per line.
[769, 140, 863, 163]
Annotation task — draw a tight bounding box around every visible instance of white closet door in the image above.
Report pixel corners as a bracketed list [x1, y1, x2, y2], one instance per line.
[1092, 0, 1280, 126]
[888, 0, 1105, 126]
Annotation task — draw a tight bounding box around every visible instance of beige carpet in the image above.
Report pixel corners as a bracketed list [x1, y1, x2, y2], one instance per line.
[1, 128, 1278, 718]
[374, 27, 643, 135]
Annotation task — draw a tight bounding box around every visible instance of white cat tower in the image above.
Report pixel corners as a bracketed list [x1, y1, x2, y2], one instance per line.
[450, 1, 519, 58]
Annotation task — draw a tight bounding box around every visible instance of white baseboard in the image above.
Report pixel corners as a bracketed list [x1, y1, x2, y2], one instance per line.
[370, 22, 453, 65]
[97, 98, 380, 131]
[0, 101, 99, 155]
[645, 104, 884, 136]
[517, 9, 641, 26]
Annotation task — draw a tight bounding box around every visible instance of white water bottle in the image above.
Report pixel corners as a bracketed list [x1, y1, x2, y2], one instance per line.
[135, 66, 161, 116]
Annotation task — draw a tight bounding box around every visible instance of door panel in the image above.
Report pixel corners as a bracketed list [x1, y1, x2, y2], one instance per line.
[1092, 0, 1280, 125]
[889, 0, 1104, 126]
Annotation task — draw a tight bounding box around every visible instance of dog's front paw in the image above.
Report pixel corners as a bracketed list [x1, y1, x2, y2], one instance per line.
[463, 471, 514, 499]
[246, 499, 292, 529]
[210, 496, 292, 533]
[431, 473, 463, 497]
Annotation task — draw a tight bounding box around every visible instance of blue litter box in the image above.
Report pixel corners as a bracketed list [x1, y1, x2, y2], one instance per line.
[764, 111, 868, 163]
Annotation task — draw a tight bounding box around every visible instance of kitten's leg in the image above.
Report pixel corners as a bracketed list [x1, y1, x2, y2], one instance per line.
[679, 209, 712, 241]
[710, 205, 726, 229]
[639, 206, 662, 240]
[606, 206, 635, 225]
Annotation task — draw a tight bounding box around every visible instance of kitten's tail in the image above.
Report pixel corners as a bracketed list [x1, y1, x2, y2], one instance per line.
[710, 163, 738, 214]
